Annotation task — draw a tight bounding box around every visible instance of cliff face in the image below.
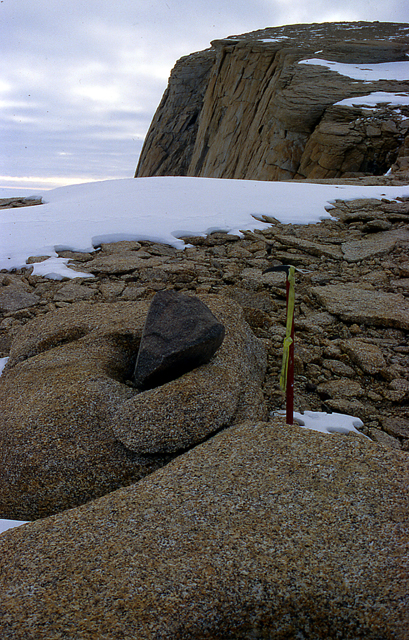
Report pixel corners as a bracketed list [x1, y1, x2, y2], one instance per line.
[135, 22, 409, 181]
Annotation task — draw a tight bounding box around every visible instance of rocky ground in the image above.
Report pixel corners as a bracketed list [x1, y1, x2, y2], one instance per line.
[1, 186, 408, 451]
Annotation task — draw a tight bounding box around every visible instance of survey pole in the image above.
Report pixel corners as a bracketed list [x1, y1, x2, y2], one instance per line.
[285, 272, 295, 425]
[263, 264, 296, 425]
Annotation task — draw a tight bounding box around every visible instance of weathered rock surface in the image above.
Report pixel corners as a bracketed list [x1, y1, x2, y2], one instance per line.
[0, 301, 174, 521]
[0, 194, 408, 472]
[0, 278, 39, 312]
[135, 22, 409, 181]
[0, 295, 265, 519]
[134, 290, 225, 389]
[0, 419, 407, 639]
[341, 228, 409, 262]
[311, 284, 409, 329]
[114, 296, 266, 453]
[0, 196, 42, 209]
[340, 338, 387, 374]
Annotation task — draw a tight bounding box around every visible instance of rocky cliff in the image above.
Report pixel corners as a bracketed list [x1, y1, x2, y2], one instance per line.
[135, 22, 409, 181]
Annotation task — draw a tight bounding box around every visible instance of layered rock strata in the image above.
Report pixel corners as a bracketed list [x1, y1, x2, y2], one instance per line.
[135, 22, 409, 181]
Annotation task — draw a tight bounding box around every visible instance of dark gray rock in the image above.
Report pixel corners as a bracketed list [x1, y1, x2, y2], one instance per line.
[113, 296, 267, 454]
[133, 290, 225, 390]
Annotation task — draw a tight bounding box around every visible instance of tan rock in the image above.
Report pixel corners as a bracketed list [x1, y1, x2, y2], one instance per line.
[274, 234, 343, 259]
[80, 253, 166, 274]
[0, 295, 267, 519]
[0, 420, 407, 639]
[368, 427, 402, 449]
[135, 22, 409, 182]
[0, 301, 173, 520]
[99, 281, 126, 300]
[99, 240, 142, 253]
[340, 338, 387, 375]
[341, 228, 409, 262]
[26, 255, 51, 264]
[317, 378, 364, 399]
[0, 284, 39, 313]
[322, 358, 356, 377]
[382, 416, 409, 440]
[311, 285, 409, 330]
[54, 282, 96, 302]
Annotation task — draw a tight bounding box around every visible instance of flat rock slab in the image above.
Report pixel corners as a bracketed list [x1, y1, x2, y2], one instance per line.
[341, 228, 409, 262]
[0, 420, 407, 639]
[317, 377, 364, 399]
[134, 290, 225, 389]
[0, 285, 39, 312]
[113, 296, 267, 453]
[53, 282, 96, 302]
[311, 284, 409, 330]
[274, 234, 343, 260]
[340, 338, 387, 375]
[79, 253, 166, 274]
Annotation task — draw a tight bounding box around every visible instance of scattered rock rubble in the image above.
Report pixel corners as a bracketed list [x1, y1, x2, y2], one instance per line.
[0, 194, 408, 455]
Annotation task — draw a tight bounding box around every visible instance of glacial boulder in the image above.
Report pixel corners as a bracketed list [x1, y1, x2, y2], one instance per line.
[133, 290, 225, 390]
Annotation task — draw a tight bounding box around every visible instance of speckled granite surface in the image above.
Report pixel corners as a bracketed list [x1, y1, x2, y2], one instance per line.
[0, 418, 407, 639]
[0, 295, 266, 520]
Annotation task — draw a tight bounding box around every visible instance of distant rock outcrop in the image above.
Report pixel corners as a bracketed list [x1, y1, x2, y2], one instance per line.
[135, 22, 409, 181]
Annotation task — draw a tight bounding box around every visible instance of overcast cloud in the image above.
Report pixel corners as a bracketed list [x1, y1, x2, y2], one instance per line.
[1, 0, 409, 192]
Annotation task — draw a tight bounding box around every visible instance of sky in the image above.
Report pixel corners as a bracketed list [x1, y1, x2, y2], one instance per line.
[1, 0, 409, 194]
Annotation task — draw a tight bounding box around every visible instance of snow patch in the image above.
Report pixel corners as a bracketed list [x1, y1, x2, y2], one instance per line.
[29, 257, 94, 280]
[2, 176, 409, 280]
[0, 357, 9, 377]
[276, 410, 366, 436]
[0, 520, 28, 534]
[299, 59, 409, 81]
[260, 36, 289, 42]
[335, 91, 409, 107]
